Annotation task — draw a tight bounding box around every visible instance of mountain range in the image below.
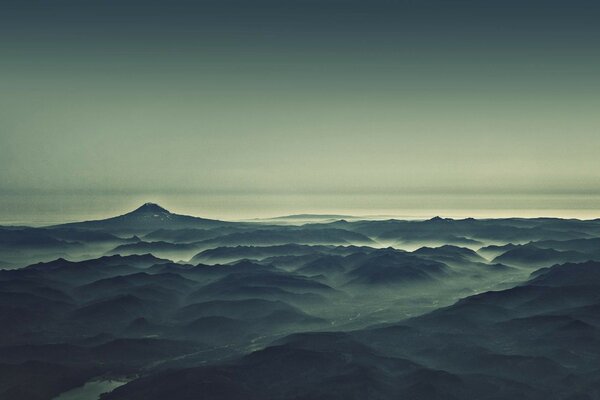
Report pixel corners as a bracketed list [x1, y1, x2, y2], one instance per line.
[1, 204, 600, 399]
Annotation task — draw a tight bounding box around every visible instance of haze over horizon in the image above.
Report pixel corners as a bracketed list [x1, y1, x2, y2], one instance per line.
[2, 196, 600, 227]
[1, 0, 599, 223]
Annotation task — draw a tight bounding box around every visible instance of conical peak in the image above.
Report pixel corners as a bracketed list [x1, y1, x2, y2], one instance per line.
[133, 203, 170, 214]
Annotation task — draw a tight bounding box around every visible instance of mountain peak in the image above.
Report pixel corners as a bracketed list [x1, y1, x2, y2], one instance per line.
[132, 203, 170, 214]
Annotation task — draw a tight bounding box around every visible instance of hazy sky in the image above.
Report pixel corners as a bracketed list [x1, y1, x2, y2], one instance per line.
[1, 0, 600, 222]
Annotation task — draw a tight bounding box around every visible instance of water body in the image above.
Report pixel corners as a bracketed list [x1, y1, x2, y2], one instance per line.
[53, 379, 129, 400]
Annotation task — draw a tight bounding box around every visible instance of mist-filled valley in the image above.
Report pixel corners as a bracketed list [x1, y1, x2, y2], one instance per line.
[1, 203, 600, 399]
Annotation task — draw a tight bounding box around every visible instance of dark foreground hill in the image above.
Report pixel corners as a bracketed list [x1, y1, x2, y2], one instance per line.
[105, 260, 600, 400]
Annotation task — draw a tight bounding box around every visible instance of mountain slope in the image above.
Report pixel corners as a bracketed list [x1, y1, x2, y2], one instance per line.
[52, 203, 229, 234]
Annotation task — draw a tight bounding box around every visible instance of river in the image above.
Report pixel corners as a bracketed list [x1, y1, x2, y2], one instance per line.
[52, 379, 129, 400]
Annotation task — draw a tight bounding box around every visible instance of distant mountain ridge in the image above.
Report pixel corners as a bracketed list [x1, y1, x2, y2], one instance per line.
[51, 203, 230, 234]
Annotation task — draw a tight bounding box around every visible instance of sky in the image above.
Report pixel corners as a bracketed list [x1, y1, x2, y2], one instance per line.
[1, 0, 600, 223]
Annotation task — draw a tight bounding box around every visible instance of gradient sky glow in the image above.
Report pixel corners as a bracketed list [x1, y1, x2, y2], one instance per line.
[1, 0, 599, 223]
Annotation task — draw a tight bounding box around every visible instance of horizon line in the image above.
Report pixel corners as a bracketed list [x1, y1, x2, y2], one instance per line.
[2, 203, 600, 227]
